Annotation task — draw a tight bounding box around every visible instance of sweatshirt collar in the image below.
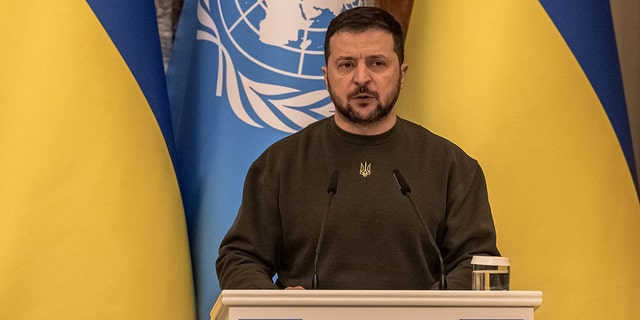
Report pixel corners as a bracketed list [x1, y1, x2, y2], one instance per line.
[327, 115, 401, 146]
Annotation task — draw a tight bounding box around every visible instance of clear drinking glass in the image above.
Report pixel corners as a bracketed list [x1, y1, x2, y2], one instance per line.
[471, 256, 510, 290]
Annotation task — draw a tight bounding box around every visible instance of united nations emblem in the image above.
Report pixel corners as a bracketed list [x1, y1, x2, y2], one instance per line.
[196, 0, 365, 133]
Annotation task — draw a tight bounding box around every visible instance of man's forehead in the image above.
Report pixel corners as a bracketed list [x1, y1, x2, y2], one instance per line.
[331, 29, 394, 41]
[328, 30, 395, 56]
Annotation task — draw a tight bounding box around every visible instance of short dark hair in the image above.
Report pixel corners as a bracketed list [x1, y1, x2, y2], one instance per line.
[324, 6, 405, 64]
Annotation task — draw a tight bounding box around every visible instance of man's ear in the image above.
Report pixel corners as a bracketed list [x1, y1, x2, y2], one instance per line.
[400, 63, 408, 88]
[321, 66, 328, 88]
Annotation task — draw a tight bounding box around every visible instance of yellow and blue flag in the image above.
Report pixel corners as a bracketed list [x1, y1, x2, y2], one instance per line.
[399, 1, 639, 319]
[0, 1, 195, 318]
[167, 1, 364, 318]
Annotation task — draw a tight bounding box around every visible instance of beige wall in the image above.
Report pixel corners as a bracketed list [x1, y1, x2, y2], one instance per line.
[611, 0, 640, 181]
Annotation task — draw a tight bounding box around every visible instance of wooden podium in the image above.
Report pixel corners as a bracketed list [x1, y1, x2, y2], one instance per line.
[211, 290, 542, 320]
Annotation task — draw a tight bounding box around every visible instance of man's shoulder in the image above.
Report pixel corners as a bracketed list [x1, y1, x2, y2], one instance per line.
[272, 117, 329, 146]
[398, 117, 457, 145]
[256, 117, 330, 162]
[397, 117, 477, 162]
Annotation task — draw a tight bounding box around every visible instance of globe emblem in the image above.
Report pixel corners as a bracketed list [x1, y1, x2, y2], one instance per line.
[218, 0, 365, 80]
[196, 0, 364, 133]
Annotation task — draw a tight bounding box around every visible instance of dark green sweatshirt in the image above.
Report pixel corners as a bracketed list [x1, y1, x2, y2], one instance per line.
[216, 116, 500, 290]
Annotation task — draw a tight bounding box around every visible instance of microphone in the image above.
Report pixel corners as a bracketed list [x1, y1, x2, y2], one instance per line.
[312, 169, 339, 289]
[392, 169, 448, 290]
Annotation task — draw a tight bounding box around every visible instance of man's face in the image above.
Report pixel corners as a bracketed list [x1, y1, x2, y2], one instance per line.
[322, 29, 408, 126]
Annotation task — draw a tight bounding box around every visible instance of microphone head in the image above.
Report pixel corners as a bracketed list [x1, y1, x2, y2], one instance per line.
[327, 169, 339, 194]
[392, 169, 411, 195]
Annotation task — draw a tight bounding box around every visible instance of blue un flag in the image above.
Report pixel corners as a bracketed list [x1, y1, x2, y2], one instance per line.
[166, 1, 365, 319]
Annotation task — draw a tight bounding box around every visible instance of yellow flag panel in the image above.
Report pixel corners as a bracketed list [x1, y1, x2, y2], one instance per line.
[399, 2, 639, 320]
[0, 2, 195, 319]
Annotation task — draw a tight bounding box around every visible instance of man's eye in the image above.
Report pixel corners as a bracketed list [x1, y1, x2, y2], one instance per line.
[337, 62, 354, 71]
[370, 60, 386, 68]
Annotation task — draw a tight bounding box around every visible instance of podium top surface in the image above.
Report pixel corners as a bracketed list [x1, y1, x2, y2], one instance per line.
[215, 289, 543, 308]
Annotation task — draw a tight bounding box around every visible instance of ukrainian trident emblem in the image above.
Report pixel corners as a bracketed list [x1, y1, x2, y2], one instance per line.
[359, 162, 372, 177]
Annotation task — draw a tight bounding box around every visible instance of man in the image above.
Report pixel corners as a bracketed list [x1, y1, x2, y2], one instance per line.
[216, 6, 500, 290]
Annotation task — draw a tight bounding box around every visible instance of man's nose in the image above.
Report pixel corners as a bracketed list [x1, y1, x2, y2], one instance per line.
[353, 64, 372, 87]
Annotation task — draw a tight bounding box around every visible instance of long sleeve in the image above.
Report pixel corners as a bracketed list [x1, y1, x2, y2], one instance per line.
[216, 158, 281, 289]
[440, 161, 500, 289]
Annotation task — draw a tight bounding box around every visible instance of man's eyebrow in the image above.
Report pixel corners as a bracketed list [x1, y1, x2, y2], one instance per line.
[366, 54, 390, 60]
[334, 54, 390, 61]
[334, 55, 356, 61]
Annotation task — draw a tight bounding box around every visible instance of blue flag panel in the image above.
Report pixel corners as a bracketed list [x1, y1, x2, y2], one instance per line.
[540, 0, 638, 188]
[167, 1, 365, 319]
